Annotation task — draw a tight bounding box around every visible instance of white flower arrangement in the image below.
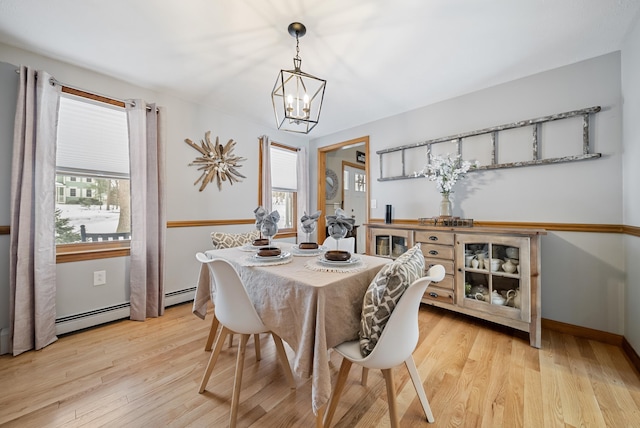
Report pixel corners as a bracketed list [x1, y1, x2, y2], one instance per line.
[416, 152, 477, 196]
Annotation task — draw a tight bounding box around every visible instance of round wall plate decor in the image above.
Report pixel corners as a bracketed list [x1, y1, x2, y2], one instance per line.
[326, 168, 338, 199]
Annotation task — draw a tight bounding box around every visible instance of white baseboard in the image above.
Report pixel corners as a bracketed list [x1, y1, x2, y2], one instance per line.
[165, 288, 196, 307]
[0, 288, 197, 344]
[54, 288, 196, 336]
[55, 306, 131, 335]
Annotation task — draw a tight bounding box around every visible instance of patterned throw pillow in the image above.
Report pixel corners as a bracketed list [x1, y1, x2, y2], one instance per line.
[359, 244, 425, 356]
[211, 230, 259, 249]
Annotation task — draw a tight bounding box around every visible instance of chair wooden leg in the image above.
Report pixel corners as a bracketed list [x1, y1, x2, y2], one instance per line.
[204, 314, 220, 351]
[405, 356, 434, 422]
[361, 367, 369, 386]
[316, 405, 325, 428]
[382, 368, 399, 428]
[229, 334, 249, 428]
[228, 333, 234, 347]
[271, 333, 295, 389]
[199, 326, 230, 393]
[323, 358, 353, 428]
[254, 333, 261, 361]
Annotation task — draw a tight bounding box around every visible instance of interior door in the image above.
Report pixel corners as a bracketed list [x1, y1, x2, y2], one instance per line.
[343, 163, 366, 253]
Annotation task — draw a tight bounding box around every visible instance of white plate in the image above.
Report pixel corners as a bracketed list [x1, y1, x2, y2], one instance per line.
[317, 255, 360, 267]
[252, 251, 291, 261]
[292, 245, 327, 253]
[241, 243, 277, 251]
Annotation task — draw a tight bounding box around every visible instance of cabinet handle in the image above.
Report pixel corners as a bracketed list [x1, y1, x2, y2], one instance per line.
[429, 292, 439, 298]
[429, 236, 438, 241]
[429, 250, 438, 255]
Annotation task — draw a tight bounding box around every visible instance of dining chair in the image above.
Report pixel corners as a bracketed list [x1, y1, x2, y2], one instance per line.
[196, 253, 261, 360]
[323, 264, 446, 428]
[322, 236, 356, 253]
[196, 255, 296, 428]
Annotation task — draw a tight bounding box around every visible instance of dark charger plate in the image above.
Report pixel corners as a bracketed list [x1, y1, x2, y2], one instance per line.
[299, 242, 319, 249]
[258, 247, 281, 257]
[324, 250, 351, 262]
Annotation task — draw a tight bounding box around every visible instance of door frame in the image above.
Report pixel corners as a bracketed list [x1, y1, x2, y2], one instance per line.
[317, 136, 370, 246]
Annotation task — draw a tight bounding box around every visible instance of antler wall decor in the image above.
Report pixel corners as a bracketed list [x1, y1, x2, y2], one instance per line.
[185, 131, 246, 191]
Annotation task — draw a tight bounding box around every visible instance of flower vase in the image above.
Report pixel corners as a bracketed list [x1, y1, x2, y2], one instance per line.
[439, 193, 452, 218]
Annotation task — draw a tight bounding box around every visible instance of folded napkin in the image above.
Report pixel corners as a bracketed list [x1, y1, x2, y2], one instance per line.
[326, 208, 355, 232]
[261, 210, 280, 237]
[300, 210, 322, 233]
[254, 206, 267, 229]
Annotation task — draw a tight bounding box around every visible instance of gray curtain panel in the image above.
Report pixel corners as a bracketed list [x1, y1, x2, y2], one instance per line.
[260, 135, 272, 212]
[126, 100, 166, 321]
[296, 146, 309, 243]
[9, 66, 60, 355]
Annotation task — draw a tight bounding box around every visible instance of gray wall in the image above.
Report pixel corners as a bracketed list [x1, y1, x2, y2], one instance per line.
[0, 61, 17, 332]
[622, 14, 640, 352]
[311, 51, 629, 337]
[0, 43, 308, 338]
[2, 15, 640, 353]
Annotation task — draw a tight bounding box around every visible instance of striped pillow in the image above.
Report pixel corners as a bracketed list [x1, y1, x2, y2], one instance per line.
[359, 244, 424, 356]
[211, 230, 259, 249]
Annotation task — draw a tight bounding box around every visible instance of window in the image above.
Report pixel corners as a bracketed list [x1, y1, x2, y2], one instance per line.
[355, 172, 366, 192]
[55, 91, 131, 247]
[267, 144, 298, 233]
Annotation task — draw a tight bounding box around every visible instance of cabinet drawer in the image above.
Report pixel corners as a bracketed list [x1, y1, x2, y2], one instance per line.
[425, 258, 454, 276]
[422, 285, 454, 304]
[430, 273, 454, 290]
[415, 231, 454, 246]
[421, 244, 454, 260]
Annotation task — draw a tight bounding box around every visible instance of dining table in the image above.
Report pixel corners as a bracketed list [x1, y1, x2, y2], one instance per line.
[192, 241, 389, 424]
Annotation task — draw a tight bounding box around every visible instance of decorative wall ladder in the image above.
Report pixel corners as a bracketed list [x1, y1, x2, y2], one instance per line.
[376, 106, 602, 181]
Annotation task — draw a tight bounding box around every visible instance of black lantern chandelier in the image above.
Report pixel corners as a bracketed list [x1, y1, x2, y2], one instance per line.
[271, 22, 326, 134]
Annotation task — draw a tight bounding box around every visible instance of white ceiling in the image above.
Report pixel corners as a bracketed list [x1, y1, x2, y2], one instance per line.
[1, 0, 639, 138]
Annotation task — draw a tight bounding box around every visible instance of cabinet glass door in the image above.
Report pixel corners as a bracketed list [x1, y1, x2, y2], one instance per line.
[457, 234, 530, 322]
[371, 228, 411, 258]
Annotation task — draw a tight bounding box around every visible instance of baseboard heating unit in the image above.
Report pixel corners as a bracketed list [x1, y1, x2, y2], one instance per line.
[54, 287, 196, 335]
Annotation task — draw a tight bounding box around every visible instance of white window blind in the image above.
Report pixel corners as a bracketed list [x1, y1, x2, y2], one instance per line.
[56, 94, 129, 178]
[270, 146, 297, 190]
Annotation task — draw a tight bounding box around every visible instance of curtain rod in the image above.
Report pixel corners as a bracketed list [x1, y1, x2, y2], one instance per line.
[15, 67, 157, 112]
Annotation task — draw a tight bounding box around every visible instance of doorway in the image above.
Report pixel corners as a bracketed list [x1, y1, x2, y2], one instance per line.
[317, 136, 369, 253]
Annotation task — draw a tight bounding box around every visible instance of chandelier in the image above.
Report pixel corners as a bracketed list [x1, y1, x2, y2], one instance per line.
[271, 22, 326, 134]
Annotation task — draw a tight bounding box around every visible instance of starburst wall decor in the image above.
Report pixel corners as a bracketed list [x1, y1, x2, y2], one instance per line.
[184, 131, 246, 191]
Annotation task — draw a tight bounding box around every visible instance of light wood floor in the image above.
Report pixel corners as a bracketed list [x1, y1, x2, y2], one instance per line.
[1, 302, 640, 427]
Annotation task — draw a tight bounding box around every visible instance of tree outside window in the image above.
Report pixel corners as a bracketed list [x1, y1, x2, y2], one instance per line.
[55, 92, 130, 245]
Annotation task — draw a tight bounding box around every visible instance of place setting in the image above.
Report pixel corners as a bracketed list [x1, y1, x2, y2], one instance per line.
[291, 210, 329, 256]
[243, 209, 292, 266]
[305, 209, 366, 272]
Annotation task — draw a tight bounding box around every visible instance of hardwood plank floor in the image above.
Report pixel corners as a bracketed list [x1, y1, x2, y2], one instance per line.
[1, 302, 639, 427]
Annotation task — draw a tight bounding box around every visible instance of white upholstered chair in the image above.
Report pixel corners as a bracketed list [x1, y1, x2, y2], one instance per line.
[323, 264, 446, 428]
[196, 255, 296, 428]
[322, 236, 356, 253]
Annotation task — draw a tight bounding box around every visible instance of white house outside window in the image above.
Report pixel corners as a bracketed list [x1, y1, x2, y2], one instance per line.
[270, 145, 298, 232]
[55, 92, 131, 245]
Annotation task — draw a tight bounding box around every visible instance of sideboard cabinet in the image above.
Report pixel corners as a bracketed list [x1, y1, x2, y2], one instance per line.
[367, 223, 544, 348]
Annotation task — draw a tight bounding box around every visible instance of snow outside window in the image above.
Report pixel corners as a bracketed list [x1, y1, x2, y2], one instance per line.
[55, 93, 131, 245]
